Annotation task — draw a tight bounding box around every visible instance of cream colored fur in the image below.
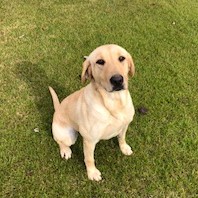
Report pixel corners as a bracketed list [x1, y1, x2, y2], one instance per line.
[49, 44, 135, 181]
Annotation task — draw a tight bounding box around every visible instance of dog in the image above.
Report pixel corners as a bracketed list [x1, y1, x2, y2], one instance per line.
[49, 44, 135, 181]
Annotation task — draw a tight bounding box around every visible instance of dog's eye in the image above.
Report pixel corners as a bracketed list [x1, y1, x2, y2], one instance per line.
[96, 59, 105, 65]
[119, 56, 125, 62]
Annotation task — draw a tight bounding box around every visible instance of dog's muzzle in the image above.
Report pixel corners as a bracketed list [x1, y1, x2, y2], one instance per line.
[110, 74, 124, 91]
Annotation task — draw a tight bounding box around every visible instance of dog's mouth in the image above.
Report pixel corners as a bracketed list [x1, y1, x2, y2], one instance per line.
[112, 85, 124, 92]
[102, 84, 125, 93]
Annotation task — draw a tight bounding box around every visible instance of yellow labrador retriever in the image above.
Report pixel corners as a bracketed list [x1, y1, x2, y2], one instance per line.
[49, 44, 135, 181]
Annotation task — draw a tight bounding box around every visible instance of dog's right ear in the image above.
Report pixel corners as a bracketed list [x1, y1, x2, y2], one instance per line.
[81, 57, 92, 83]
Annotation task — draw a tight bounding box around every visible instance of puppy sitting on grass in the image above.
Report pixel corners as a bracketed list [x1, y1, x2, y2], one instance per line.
[49, 44, 135, 181]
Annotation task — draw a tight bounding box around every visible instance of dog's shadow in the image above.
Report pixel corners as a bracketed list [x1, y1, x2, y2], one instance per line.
[15, 61, 86, 163]
[15, 61, 68, 132]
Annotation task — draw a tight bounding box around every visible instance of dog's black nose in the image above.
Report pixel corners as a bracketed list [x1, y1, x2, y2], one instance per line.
[110, 74, 124, 87]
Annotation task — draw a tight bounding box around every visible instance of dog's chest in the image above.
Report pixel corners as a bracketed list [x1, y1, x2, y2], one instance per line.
[100, 104, 134, 140]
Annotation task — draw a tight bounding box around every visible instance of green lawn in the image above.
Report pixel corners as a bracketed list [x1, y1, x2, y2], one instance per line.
[1, 0, 198, 197]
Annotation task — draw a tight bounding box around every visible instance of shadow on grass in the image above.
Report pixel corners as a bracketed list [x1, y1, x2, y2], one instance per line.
[15, 61, 66, 132]
[15, 61, 85, 164]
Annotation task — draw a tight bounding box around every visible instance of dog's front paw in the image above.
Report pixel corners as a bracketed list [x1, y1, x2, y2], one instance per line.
[60, 147, 72, 160]
[87, 168, 102, 181]
[120, 144, 133, 156]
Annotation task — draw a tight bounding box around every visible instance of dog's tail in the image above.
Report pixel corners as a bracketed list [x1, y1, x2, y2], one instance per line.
[49, 86, 60, 111]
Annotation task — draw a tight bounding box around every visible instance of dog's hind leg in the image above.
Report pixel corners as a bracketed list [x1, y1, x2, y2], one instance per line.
[52, 123, 78, 160]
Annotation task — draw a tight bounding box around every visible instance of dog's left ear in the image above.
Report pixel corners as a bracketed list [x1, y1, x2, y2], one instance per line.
[127, 53, 135, 77]
[81, 57, 92, 83]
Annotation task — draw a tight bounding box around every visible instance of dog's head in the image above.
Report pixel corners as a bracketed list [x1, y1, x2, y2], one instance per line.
[81, 44, 135, 92]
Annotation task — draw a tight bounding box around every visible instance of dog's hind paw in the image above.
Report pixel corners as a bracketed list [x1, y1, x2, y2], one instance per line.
[60, 147, 72, 160]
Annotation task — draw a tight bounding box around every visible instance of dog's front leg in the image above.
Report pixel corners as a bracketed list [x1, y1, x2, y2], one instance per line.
[118, 125, 133, 155]
[83, 139, 102, 181]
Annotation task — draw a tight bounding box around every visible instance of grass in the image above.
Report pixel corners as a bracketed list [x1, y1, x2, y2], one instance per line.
[0, 0, 198, 197]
